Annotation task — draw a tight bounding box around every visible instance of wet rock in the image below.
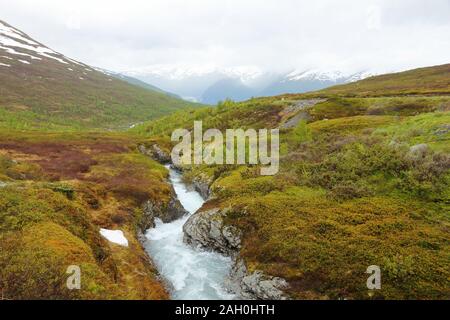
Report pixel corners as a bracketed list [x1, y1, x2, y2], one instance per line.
[192, 173, 213, 200]
[183, 208, 241, 256]
[140, 189, 187, 232]
[170, 162, 185, 172]
[169, 167, 213, 200]
[152, 144, 171, 163]
[227, 260, 290, 300]
[138, 144, 171, 163]
[183, 207, 290, 299]
[138, 144, 152, 157]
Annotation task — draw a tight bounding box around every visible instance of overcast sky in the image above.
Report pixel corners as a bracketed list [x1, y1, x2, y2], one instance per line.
[1, 0, 449, 74]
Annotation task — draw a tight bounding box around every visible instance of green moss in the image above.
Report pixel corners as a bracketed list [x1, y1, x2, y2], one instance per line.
[1, 63, 449, 300]
[0, 222, 118, 299]
[308, 115, 396, 135]
[88, 152, 170, 206]
[0, 185, 122, 299]
[374, 112, 450, 152]
[223, 193, 449, 299]
[0, 154, 44, 181]
[136, 89, 450, 299]
[309, 96, 449, 121]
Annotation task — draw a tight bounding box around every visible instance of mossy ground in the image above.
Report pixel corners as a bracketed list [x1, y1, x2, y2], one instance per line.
[140, 92, 450, 299]
[0, 130, 170, 299]
[1, 64, 449, 300]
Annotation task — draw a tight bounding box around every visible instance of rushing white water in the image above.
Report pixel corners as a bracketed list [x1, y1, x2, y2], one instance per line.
[145, 166, 235, 300]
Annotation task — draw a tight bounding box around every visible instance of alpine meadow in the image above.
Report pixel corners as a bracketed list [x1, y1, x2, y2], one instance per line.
[0, 0, 449, 309]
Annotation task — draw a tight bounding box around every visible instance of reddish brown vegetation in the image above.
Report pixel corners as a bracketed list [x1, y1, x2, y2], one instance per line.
[0, 141, 129, 180]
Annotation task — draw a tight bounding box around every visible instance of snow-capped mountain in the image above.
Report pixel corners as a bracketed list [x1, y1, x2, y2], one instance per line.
[260, 69, 378, 98]
[123, 65, 265, 102]
[0, 20, 197, 129]
[0, 19, 380, 106]
[125, 64, 263, 82]
[0, 20, 90, 69]
[285, 69, 376, 83]
[122, 64, 377, 104]
[0, 20, 178, 98]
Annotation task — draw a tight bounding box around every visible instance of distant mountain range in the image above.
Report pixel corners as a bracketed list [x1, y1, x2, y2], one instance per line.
[0, 20, 197, 129]
[0, 19, 393, 111]
[122, 66, 378, 104]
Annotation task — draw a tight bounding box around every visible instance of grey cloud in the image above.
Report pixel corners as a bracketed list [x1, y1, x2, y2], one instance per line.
[0, 0, 449, 73]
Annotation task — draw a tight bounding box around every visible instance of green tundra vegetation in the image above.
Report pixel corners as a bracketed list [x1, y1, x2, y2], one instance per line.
[133, 64, 450, 299]
[0, 63, 449, 299]
[0, 52, 202, 130]
[0, 131, 171, 299]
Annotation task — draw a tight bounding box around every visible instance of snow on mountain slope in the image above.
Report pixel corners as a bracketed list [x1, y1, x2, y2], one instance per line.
[124, 63, 378, 104]
[125, 64, 263, 82]
[0, 20, 87, 67]
[285, 69, 376, 83]
[258, 69, 378, 98]
[0, 20, 198, 129]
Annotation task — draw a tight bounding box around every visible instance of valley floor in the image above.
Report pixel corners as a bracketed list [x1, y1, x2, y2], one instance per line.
[0, 92, 449, 300]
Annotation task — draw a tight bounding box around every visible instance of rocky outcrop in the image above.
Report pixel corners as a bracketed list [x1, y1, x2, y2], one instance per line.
[139, 189, 187, 232]
[280, 99, 326, 129]
[408, 143, 429, 161]
[227, 259, 289, 300]
[183, 206, 290, 300]
[138, 144, 171, 163]
[183, 208, 241, 256]
[435, 124, 450, 136]
[192, 173, 213, 200]
[168, 166, 213, 200]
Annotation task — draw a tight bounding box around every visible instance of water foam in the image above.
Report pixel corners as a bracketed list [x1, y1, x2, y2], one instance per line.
[145, 167, 235, 300]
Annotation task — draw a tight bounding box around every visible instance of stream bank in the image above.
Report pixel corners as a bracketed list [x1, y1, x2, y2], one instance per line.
[143, 166, 236, 300]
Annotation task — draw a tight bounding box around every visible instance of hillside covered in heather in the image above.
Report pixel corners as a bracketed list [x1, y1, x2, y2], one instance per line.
[132, 64, 450, 299]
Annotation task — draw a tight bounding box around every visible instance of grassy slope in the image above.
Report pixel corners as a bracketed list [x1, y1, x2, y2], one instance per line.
[0, 20, 201, 131]
[0, 61, 200, 130]
[0, 21, 201, 299]
[0, 130, 172, 299]
[311, 63, 450, 97]
[1, 58, 449, 300]
[134, 64, 450, 299]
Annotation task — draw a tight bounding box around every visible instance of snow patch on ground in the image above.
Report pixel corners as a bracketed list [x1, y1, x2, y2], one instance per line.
[100, 229, 129, 247]
[0, 62, 10, 67]
[19, 59, 30, 64]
